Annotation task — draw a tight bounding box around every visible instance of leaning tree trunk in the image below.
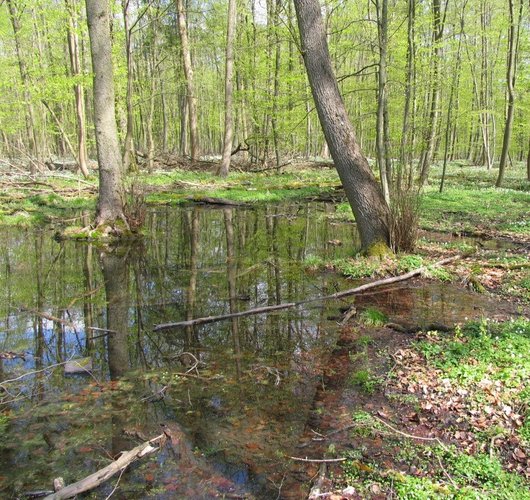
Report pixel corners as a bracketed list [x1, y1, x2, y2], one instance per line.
[293, 0, 390, 254]
[85, 0, 126, 226]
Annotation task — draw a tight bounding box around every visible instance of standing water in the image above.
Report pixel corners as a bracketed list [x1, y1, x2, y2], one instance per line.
[0, 203, 358, 498]
[0, 203, 514, 498]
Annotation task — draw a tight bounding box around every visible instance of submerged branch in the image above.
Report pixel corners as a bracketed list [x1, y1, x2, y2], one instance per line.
[153, 255, 461, 331]
[44, 434, 165, 499]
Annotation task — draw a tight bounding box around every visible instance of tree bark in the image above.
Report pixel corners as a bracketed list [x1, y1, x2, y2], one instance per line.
[375, 0, 391, 203]
[418, 0, 445, 186]
[122, 0, 137, 173]
[398, 0, 416, 190]
[496, 0, 522, 187]
[176, 0, 200, 161]
[85, 0, 126, 225]
[218, 0, 237, 177]
[65, 0, 90, 178]
[293, 0, 390, 253]
[7, 0, 40, 169]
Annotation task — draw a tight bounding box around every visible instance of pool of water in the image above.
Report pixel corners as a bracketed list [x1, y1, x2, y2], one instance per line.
[0, 203, 520, 498]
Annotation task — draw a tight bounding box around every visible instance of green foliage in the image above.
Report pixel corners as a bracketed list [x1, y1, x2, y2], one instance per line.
[358, 308, 388, 327]
[349, 369, 380, 394]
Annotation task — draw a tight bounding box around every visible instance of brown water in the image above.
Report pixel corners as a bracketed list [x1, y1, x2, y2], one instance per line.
[0, 203, 518, 498]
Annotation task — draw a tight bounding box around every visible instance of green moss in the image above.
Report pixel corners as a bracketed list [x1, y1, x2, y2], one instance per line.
[364, 240, 393, 257]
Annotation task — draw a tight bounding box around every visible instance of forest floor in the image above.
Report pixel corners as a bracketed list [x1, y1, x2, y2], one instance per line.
[0, 157, 529, 498]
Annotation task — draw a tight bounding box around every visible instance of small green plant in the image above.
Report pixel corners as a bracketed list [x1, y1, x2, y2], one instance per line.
[356, 334, 374, 347]
[396, 254, 424, 273]
[359, 307, 388, 327]
[350, 369, 380, 394]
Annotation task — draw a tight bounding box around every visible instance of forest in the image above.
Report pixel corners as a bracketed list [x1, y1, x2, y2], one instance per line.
[0, 0, 530, 498]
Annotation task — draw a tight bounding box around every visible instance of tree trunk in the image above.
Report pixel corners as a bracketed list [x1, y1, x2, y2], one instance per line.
[527, 136, 530, 181]
[398, 0, 415, 190]
[176, 0, 200, 161]
[122, 0, 137, 173]
[375, 0, 390, 203]
[65, 0, 89, 178]
[496, 0, 522, 187]
[218, 0, 237, 177]
[7, 0, 40, 169]
[293, 0, 390, 254]
[85, 0, 125, 225]
[440, 7, 465, 193]
[418, 0, 444, 186]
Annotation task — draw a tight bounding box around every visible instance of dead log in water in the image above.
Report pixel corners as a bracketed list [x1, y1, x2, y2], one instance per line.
[44, 434, 165, 499]
[153, 255, 461, 331]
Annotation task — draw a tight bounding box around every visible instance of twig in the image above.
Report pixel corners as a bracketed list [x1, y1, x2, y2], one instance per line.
[436, 454, 458, 489]
[289, 456, 347, 463]
[372, 416, 447, 449]
[104, 465, 126, 500]
[0, 360, 70, 388]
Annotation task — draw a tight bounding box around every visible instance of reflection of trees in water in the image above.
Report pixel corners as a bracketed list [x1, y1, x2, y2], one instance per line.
[101, 250, 131, 454]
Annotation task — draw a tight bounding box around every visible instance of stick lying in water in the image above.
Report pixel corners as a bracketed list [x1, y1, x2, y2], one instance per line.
[153, 255, 461, 331]
[44, 434, 165, 500]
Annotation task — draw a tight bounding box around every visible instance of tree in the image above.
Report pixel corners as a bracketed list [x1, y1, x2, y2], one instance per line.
[85, 0, 126, 227]
[375, 0, 391, 203]
[418, 0, 446, 186]
[6, 0, 40, 169]
[65, 0, 90, 178]
[176, 0, 200, 162]
[496, 0, 523, 187]
[293, 0, 390, 254]
[218, 0, 237, 177]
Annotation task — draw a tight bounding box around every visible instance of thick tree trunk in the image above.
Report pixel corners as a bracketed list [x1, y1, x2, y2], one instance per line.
[218, 0, 237, 177]
[293, 0, 390, 253]
[85, 0, 125, 225]
[176, 0, 200, 161]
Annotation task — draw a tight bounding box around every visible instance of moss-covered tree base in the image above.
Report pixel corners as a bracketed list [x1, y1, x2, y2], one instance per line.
[56, 220, 141, 243]
[363, 240, 393, 257]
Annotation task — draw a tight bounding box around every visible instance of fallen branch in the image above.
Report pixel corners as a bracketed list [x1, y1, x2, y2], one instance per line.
[372, 416, 447, 449]
[154, 303, 296, 331]
[153, 255, 461, 331]
[44, 434, 165, 499]
[185, 195, 248, 206]
[289, 456, 346, 463]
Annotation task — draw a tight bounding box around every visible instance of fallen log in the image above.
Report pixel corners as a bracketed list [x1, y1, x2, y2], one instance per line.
[153, 255, 461, 331]
[185, 195, 247, 206]
[44, 434, 165, 499]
